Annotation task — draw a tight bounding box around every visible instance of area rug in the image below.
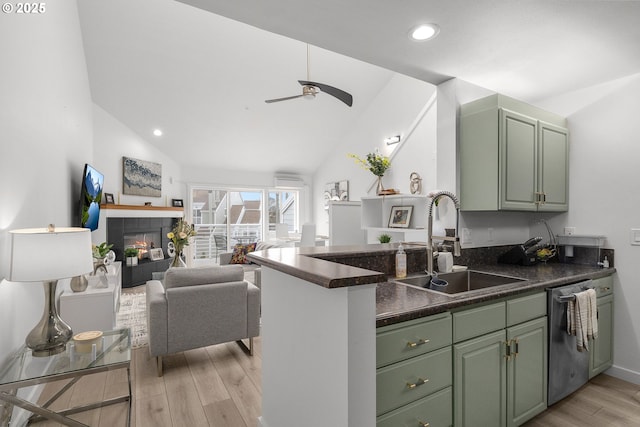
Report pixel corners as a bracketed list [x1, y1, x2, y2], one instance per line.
[117, 288, 148, 348]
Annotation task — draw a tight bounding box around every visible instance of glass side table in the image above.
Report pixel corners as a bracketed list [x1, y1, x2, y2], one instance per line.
[0, 329, 131, 427]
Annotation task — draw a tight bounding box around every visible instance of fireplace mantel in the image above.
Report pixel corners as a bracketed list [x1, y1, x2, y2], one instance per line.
[99, 204, 184, 220]
[100, 204, 183, 213]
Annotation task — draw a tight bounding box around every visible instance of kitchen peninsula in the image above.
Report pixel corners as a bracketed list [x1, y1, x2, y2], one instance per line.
[248, 244, 615, 427]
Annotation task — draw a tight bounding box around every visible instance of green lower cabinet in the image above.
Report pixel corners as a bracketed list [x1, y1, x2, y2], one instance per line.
[454, 318, 548, 427]
[590, 294, 614, 378]
[507, 317, 548, 426]
[454, 329, 507, 427]
[376, 387, 452, 427]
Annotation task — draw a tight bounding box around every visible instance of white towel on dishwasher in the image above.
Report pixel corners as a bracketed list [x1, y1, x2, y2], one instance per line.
[567, 289, 598, 352]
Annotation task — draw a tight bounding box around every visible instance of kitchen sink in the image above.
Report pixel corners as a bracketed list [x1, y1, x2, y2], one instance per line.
[396, 270, 527, 295]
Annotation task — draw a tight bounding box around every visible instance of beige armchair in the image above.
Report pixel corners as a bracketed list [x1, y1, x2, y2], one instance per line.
[146, 265, 260, 376]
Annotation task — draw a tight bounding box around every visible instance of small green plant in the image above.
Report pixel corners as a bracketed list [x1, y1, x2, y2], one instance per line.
[124, 247, 139, 258]
[92, 242, 113, 258]
[378, 234, 392, 243]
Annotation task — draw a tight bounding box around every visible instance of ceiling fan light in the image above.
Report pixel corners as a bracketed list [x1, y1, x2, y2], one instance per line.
[303, 93, 315, 100]
[409, 24, 440, 41]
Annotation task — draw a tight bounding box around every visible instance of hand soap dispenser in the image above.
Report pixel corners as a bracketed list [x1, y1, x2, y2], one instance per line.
[396, 244, 407, 278]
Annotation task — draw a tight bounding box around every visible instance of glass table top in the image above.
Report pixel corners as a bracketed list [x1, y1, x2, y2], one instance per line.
[0, 328, 131, 389]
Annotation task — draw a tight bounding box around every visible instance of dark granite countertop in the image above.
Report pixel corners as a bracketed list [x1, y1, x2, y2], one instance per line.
[376, 263, 615, 327]
[247, 244, 616, 327]
[247, 244, 423, 289]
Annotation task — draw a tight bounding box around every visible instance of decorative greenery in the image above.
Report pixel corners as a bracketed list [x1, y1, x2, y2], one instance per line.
[167, 218, 197, 256]
[92, 242, 113, 259]
[348, 151, 391, 177]
[124, 247, 139, 258]
[378, 234, 392, 243]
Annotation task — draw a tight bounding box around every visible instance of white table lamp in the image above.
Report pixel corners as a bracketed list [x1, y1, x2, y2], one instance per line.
[9, 225, 93, 356]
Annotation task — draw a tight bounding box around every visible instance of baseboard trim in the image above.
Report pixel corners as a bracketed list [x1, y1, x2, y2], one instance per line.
[606, 364, 640, 385]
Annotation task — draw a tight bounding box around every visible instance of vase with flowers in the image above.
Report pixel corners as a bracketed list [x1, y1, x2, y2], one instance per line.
[348, 150, 391, 195]
[167, 218, 197, 268]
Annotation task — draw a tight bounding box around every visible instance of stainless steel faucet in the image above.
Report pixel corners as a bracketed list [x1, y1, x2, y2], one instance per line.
[426, 191, 461, 275]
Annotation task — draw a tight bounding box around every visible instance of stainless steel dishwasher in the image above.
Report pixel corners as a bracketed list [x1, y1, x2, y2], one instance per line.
[547, 279, 593, 405]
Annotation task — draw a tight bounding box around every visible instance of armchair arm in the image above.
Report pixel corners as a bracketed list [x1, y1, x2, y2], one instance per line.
[219, 251, 233, 265]
[146, 280, 168, 357]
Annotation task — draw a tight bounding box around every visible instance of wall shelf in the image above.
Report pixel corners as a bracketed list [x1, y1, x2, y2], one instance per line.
[360, 195, 429, 244]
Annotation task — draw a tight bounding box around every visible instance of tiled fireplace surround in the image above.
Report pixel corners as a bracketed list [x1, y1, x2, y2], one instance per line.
[107, 217, 175, 287]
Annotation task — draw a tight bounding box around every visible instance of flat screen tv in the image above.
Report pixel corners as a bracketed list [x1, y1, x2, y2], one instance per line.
[80, 163, 104, 231]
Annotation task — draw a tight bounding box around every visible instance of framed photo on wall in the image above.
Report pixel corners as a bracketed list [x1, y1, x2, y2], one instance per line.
[104, 193, 115, 204]
[389, 206, 413, 228]
[172, 199, 184, 208]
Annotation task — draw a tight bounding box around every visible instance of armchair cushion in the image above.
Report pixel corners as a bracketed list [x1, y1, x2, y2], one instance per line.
[164, 264, 244, 289]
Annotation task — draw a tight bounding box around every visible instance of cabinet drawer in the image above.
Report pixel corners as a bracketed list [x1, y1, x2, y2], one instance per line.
[592, 275, 613, 298]
[453, 301, 506, 343]
[377, 346, 452, 416]
[377, 312, 452, 368]
[507, 292, 546, 326]
[377, 386, 452, 427]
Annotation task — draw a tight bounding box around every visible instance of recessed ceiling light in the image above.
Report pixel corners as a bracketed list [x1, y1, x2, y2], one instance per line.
[153, 129, 163, 137]
[409, 24, 440, 41]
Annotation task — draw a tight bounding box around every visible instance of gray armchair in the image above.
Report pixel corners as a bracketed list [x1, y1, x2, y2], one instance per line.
[146, 265, 260, 376]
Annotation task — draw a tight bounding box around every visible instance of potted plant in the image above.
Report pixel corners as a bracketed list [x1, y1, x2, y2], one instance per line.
[124, 247, 139, 267]
[92, 242, 113, 259]
[167, 218, 197, 268]
[378, 234, 392, 243]
[348, 150, 391, 195]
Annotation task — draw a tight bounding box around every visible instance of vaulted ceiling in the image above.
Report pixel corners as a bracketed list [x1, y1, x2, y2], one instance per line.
[78, 0, 640, 175]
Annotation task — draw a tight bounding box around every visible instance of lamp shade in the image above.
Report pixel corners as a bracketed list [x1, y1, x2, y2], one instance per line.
[9, 227, 93, 282]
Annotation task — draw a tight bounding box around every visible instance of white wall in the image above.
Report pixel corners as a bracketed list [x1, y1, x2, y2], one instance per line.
[313, 74, 437, 235]
[535, 74, 640, 383]
[0, 0, 93, 363]
[91, 105, 186, 242]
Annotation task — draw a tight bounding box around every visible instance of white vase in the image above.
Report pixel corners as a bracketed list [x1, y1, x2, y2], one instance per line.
[126, 256, 138, 267]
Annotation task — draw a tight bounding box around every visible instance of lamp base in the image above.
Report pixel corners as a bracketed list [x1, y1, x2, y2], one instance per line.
[26, 280, 73, 357]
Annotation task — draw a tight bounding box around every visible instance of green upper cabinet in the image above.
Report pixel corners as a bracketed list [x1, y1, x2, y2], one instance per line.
[538, 121, 569, 211]
[460, 94, 569, 212]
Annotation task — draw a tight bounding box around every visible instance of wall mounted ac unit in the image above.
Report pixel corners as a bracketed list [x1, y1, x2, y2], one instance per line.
[274, 175, 304, 188]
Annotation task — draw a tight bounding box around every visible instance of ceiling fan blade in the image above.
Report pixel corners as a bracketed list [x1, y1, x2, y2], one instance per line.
[299, 80, 353, 107]
[265, 94, 305, 103]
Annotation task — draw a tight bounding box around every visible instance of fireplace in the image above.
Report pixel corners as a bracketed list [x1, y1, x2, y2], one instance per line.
[107, 217, 176, 287]
[123, 231, 162, 260]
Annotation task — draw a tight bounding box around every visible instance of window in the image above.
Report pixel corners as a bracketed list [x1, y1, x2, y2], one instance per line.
[189, 186, 299, 263]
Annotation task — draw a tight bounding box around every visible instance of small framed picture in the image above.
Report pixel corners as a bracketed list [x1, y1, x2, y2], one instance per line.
[389, 206, 413, 228]
[149, 248, 164, 261]
[104, 193, 115, 204]
[172, 199, 184, 208]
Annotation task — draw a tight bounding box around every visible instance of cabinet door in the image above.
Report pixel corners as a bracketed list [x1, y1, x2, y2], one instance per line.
[454, 330, 507, 427]
[499, 109, 538, 211]
[538, 121, 569, 212]
[507, 317, 547, 427]
[590, 295, 614, 378]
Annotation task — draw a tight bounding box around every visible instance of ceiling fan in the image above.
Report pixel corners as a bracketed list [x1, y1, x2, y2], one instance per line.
[265, 45, 353, 107]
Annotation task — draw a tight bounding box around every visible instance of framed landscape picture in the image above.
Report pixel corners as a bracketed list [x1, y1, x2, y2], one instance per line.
[389, 206, 413, 228]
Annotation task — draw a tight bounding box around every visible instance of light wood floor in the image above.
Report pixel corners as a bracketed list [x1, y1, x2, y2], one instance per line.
[34, 339, 640, 427]
[35, 337, 262, 427]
